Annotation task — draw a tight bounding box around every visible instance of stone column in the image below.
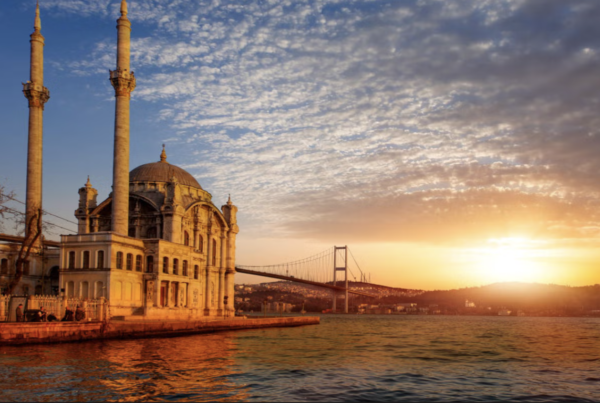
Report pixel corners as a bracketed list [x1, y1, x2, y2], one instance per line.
[225, 229, 238, 315]
[146, 280, 155, 308]
[110, 0, 136, 235]
[0, 295, 5, 321]
[217, 233, 226, 314]
[204, 215, 213, 316]
[23, 3, 49, 249]
[222, 197, 239, 315]
[165, 281, 171, 307]
[224, 270, 234, 315]
[204, 269, 212, 315]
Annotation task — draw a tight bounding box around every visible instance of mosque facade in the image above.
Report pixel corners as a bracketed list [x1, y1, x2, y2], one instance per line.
[0, 0, 239, 320]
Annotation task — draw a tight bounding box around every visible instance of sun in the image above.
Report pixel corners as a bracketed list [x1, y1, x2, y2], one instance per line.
[478, 238, 544, 283]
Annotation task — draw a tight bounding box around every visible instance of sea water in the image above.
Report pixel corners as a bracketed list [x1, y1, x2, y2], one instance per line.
[1, 315, 599, 402]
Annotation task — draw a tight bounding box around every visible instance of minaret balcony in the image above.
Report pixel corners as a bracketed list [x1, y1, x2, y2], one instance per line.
[22, 82, 50, 107]
[110, 68, 134, 80]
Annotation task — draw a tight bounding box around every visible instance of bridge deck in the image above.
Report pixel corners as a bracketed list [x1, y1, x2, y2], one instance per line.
[235, 267, 377, 298]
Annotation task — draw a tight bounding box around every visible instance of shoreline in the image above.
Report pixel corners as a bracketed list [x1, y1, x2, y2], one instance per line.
[0, 316, 320, 346]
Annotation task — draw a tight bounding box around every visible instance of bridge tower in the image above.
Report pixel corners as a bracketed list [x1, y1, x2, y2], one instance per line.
[332, 246, 348, 313]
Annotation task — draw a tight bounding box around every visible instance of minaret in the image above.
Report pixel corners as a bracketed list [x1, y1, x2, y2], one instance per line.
[22, 1, 50, 247]
[109, 0, 136, 235]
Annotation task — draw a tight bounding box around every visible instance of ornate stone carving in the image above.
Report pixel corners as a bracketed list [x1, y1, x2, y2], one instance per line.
[192, 288, 199, 307]
[110, 68, 136, 98]
[146, 280, 155, 304]
[22, 82, 50, 109]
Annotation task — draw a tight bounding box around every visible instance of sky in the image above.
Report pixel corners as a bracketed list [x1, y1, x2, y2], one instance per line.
[0, 0, 599, 290]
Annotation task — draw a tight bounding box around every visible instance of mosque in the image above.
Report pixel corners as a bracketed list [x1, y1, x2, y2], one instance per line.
[0, 0, 239, 319]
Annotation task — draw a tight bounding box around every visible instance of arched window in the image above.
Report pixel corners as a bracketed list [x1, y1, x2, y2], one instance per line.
[163, 257, 169, 274]
[198, 235, 203, 253]
[23, 261, 30, 276]
[135, 255, 142, 272]
[194, 265, 199, 280]
[1, 259, 8, 275]
[182, 260, 188, 276]
[83, 251, 90, 269]
[116, 252, 123, 269]
[146, 256, 154, 273]
[184, 231, 190, 246]
[126, 253, 133, 271]
[212, 239, 217, 266]
[68, 251, 76, 269]
[173, 259, 179, 275]
[97, 251, 104, 269]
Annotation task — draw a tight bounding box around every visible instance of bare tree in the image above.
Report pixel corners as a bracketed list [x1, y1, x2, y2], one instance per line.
[0, 185, 18, 233]
[5, 209, 42, 295]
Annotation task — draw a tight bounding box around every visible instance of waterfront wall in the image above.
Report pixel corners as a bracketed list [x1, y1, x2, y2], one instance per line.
[0, 316, 320, 345]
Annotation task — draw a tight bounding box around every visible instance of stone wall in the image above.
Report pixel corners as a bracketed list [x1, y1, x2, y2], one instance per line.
[0, 316, 320, 345]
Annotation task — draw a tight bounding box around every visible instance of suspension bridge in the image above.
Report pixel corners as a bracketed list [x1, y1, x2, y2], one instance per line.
[236, 246, 377, 313]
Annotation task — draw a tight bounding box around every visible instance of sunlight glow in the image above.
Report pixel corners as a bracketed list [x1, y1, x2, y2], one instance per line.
[477, 238, 547, 283]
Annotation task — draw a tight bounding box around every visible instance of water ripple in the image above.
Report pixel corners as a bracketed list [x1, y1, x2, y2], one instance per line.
[1, 316, 600, 401]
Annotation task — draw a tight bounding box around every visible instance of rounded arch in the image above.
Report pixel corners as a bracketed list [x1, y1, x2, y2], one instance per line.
[129, 193, 160, 213]
[184, 201, 229, 229]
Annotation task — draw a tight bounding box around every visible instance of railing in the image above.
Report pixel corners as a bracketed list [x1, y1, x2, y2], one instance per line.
[28, 295, 62, 319]
[3, 295, 108, 322]
[0, 295, 11, 322]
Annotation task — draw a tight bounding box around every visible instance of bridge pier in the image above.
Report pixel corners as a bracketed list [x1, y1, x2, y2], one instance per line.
[331, 290, 349, 314]
[332, 290, 336, 313]
[333, 246, 349, 314]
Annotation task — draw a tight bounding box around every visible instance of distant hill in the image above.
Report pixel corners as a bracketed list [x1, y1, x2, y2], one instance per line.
[238, 281, 600, 315]
[409, 282, 600, 311]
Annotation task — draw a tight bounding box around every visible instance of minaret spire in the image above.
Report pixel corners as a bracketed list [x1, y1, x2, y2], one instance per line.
[22, 0, 50, 248]
[34, 1, 41, 32]
[110, 0, 136, 235]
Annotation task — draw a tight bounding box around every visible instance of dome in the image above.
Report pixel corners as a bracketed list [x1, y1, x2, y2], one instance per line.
[130, 162, 202, 189]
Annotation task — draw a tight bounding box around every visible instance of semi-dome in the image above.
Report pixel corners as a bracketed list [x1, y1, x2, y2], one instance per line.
[129, 146, 202, 189]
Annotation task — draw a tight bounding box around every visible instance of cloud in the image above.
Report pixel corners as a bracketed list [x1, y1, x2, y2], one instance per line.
[46, 0, 600, 245]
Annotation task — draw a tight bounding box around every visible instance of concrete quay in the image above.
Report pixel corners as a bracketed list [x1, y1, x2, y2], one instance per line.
[0, 316, 320, 345]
